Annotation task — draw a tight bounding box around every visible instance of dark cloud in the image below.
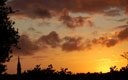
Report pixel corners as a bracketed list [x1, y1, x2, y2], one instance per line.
[90, 27, 128, 47]
[92, 36, 119, 47]
[115, 18, 128, 22]
[106, 39, 118, 47]
[25, 8, 52, 19]
[125, 6, 128, 14]
[12, 31, 86, 55]
[104, 9, 121, 16]
[91, 37, 119, 47]
[118, 28, 128, 40]
[12, 31, 62, 55]
[32, 56, 48, 59]
[8, 0, 128, 29]
[8, 0, 52, 19]
[62, 37, 84, 51]
[106, 28, 128, 46]
[32, 8, 51, 18]
[28, 27, 42, 34]
[12, 30, 90, 56]
[87, 20, 94, 27]
[13, 35, 40, 55]
[59, 8, 93, 28]
[28, 27, 36, 31]
[38, 31, 61, 48]
[12, 27, 128, 55]
[8, 0, 128, 19]
[116, 25, 128, 29]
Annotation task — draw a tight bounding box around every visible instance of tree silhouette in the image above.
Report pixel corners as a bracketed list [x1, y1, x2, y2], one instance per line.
[0, 0, 19, 74]
[110, 66, 118, 72]
[121, 52, 128, 64]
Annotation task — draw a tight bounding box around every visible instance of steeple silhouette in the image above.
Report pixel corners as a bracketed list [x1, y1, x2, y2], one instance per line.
[17, 56, 21, 76]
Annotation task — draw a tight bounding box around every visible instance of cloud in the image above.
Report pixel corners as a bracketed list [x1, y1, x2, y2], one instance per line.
[13, 35, 40, 55]
[91, 27, 128, 47]
[32, 56, 48, 59]
[106, 39, 119, 47]
[8, 0, 128, 19]
[115, 18, 128, 22]
[116, 25, 128, 29]
[28, 27, 36, 31]
[118, 28, 128, 41]
[12, 31, 61, 55]
[8, 0, 52, 19]
[103, 9, 121, 16]
[12, 27, 128, 55]
[38, 31, 61, 48]
[125, 6, 128, 14]
[92, 36, 119, 47]
[25, 8, 52, 19]
[87, 20, 94, 27]
[62, 36, 84, 51]
[12, 31, 86, 55]
[59, 8, 94, 28]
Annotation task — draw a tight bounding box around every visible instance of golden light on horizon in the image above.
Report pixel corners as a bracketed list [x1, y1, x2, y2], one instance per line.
[96, 60, 112, 73]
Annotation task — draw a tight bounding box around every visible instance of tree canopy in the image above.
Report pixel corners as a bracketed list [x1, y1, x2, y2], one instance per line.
[0, 0, 19, 74]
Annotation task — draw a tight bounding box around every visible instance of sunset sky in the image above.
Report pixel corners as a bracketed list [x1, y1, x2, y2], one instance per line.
[5, 0, 128, 74]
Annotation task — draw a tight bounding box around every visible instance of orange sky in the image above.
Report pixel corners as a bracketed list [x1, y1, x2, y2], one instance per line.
[6, 0, 128, 74]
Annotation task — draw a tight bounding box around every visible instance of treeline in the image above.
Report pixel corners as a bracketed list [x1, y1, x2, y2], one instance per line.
[1, 64, 128, 80]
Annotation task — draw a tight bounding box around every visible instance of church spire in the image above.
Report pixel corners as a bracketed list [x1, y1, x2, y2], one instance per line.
[17, 56, 21, 76]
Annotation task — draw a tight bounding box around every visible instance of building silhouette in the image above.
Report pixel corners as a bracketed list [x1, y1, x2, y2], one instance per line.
[17, 56, 21, 76]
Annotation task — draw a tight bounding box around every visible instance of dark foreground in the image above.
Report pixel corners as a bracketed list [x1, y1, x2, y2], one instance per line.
[1, 65, 128, 80]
